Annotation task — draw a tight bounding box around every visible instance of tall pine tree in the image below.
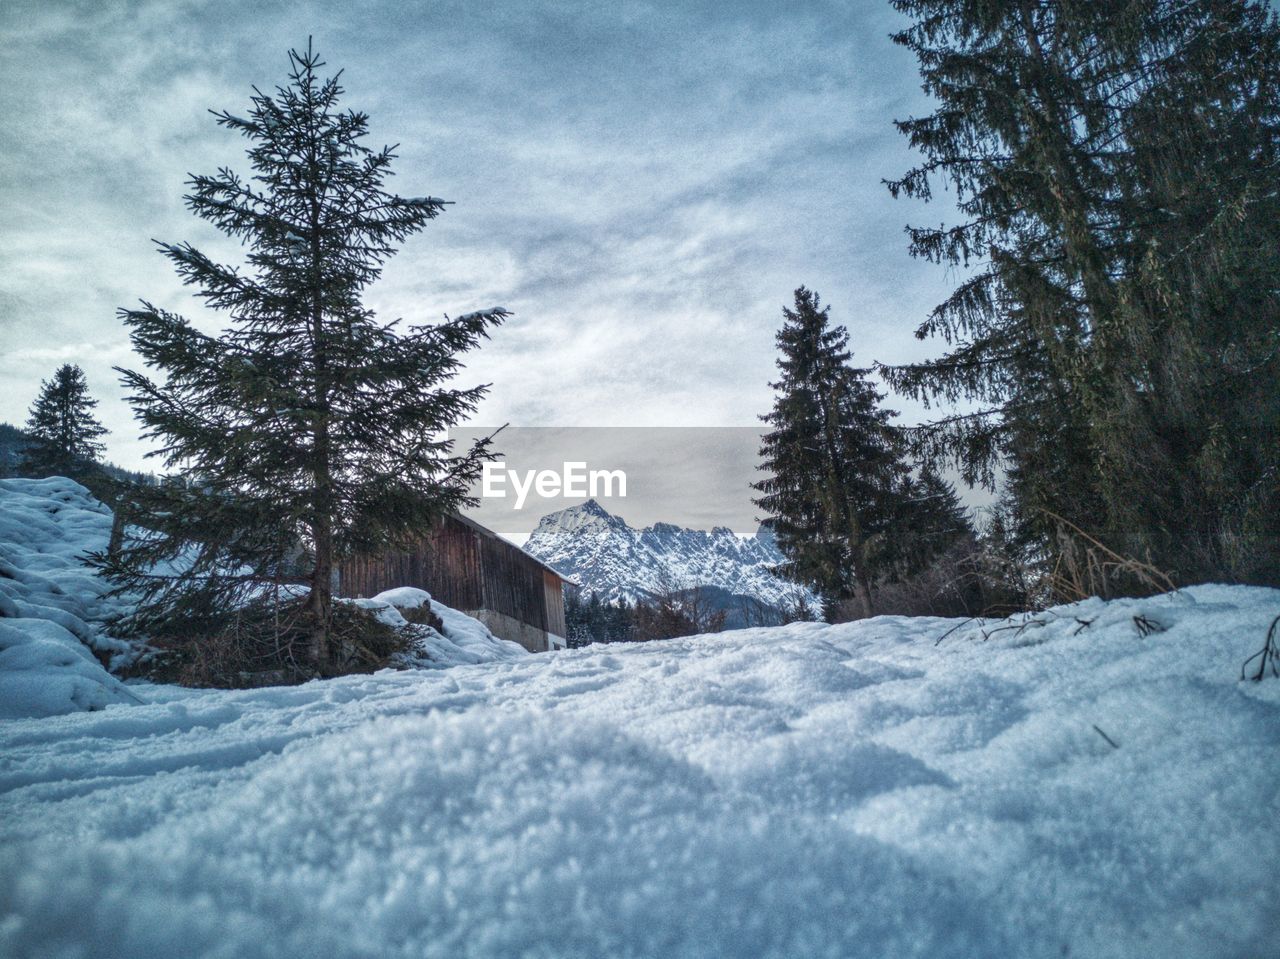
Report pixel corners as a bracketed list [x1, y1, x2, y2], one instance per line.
[753, 288, 905, 618]
[882, 0, 1280, 586]
[888, 466, 973, 581]
[104, 44, 508, 668]
[22, 364, 108, 478]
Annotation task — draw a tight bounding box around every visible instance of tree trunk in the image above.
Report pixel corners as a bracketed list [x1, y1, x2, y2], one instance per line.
[306, 321, 334, 669]
[108, 504, 126, 560]
[305, 122, 332, 672]
[307, 513, 333, 669]
[819, 381, 875, 620]
[306, 349, 334, 669]
[851, 542, 875, 619]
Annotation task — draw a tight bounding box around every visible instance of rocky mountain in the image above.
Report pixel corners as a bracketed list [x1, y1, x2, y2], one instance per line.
[523, 499, 813, 621]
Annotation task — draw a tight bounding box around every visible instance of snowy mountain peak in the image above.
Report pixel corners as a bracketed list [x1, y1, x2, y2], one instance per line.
[532, 498, 628, 536]
[574, 497, 611, 517]
[525, 501, 813, 617]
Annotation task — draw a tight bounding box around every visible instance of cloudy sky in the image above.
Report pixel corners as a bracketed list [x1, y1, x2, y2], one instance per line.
[1, 0, 971, 498]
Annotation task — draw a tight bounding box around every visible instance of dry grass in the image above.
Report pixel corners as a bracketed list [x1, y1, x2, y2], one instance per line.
[1043, 511, 1177, 604]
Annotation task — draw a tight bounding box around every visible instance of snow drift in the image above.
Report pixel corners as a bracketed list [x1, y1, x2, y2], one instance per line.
[1, 584, 1277, 957]
[0, 478, 138, 718]
[356, 586, 528, 667]
[0, 479, 526, 719]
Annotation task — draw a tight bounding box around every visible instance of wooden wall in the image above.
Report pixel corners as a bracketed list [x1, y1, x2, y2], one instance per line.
[543, 569, 566, 640]
[338, 515, 566, 645]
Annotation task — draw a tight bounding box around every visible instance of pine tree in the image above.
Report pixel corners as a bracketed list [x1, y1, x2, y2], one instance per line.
[103, 44, 508, 669]
[606, 597, 635, 643]
[564, 591, 637, 646]
[22, 364, 108, 477]
[753, 288, 906, 618]
[890, 466, 973, 580]
[882, 0, 1280, 586]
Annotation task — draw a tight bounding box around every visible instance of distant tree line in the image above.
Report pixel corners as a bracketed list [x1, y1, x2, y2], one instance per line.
[565, 591, 636, 647]
[1, 364, 157, 488]
[565, 570, 820, 648]
[566, 586, 732, 647]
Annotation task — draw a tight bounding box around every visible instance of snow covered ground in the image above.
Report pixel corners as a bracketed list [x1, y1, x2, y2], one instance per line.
[2, 584, 1277, 958]
[0, 478, 138, 718]
[0, 479, 527, 719]
[360, 587, 529, 668]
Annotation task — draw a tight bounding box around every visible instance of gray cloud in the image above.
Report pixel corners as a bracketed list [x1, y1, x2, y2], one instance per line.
[0, 0, 978, 505]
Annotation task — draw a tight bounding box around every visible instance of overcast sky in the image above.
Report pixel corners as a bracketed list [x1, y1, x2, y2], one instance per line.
[1, 0, 972, 500]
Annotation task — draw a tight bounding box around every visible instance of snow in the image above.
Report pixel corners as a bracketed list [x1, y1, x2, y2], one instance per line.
[370, 585, 432, 609]
[0, 478, 138, 718]
[0, 479, 525, 719]
[2, 584, 1278, 957]
[453, 308, 508, 322]
[368, 587, 530, 668]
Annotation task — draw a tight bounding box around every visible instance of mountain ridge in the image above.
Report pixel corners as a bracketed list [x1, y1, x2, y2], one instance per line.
[523, 498, 812, 616]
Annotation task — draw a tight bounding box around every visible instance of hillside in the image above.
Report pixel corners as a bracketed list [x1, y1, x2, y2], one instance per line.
[0, 422, 29, 475]
[0, 421, 155, 485]
[0, 478, 527, 719]
[524, 499, 813, 619]
[0, 477, 141, 717]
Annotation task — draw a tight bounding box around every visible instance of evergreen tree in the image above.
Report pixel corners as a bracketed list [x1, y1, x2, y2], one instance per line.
[564, 591, 636, 646]
[564, 588, 588, 647]
[103, 44, 508, 668]
[610, 597, 636, 642]
[883, 0, 1280, 586]
[781, 591, 820, 625]
[22, 364, 108, 477]
[889, 466, 973, 580]
[753, 288, 906, 618]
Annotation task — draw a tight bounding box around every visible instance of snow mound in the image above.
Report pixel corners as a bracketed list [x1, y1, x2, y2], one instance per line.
[0, 478, 138, 718]
[369, 587, 529, 668]
[370, 585, 432, 609]
[1, 584, 1277, 957]
[0, 479, 526, 718]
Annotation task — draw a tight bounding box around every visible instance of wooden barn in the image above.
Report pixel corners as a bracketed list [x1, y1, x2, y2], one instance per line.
[337, 513, 569, 653]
